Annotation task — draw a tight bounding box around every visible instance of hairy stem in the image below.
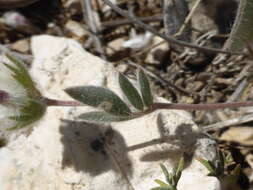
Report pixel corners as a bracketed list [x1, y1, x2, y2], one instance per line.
[44, 97, 253, 112]
[0, 90, 10, 104]
[43, 97, 83, 107]
[151, 101, 253, 111]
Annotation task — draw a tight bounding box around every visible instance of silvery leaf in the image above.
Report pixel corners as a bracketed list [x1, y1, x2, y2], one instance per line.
[119, 73, 144, 110]
[8, 99, 46, 130]
[79, 111, 135, 123]
[4, 54, 41, 98]
[138, 69, 153, 107]
[65, 86, 131, 116]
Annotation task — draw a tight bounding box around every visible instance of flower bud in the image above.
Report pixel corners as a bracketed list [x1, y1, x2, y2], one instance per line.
[0, 90, 9, 104]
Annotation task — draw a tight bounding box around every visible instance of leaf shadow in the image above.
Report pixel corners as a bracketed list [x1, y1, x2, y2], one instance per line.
[127, 113, 199, 166]
[59, 119, 133, 176]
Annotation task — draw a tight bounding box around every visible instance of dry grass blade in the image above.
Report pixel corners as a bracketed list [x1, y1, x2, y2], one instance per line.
[81, 0, 106, 59]
[202, 113, 253, 131]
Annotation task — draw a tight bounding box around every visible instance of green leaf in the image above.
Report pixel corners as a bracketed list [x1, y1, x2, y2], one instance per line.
[154, 179, 170, 187]
[8, 99, 46, 130]
[174, 171, 181, 185]
[176, 157, 184, 177]
[168, 173, 173, 185]
[151, 187, 173, 190]
[79, 111, 136, 123]
[223, 0, 253, 51]
[119, 73, 144, 110]
[196, 157, 216, 176]
[65, 86, 131, 116]
[171, 175, 176, 187]
[160, 164, 170, 183]
[225, 152, 234, 166]
[4, 54, 41, 98]
[138, 69, 153, 107]
[231, 164, 241, 179]
[218, 150, 225, 169]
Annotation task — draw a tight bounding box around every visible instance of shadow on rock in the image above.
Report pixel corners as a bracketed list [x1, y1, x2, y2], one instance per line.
[138, 114, 199, 165]
[60, 119, 132, 176]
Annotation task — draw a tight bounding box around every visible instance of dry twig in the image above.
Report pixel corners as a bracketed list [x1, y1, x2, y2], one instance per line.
[202, 113, 253, 131]
[102, 0, 246, 55]
[81, 0, 106, 59]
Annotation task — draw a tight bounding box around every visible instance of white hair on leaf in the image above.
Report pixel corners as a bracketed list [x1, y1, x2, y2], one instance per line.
[0, 58, 27, 98]
[0, 55, 46, 144]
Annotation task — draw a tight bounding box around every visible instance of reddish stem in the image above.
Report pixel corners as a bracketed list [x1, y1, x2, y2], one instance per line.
[0, 90, 10, 104]
[43, 97, 253, 111]
[152, 101, 253, 111]
[43, 97, 83, 107]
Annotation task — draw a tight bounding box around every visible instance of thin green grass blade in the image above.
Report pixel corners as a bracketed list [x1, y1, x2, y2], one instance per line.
[196, 157, 216, 175]
[231, 164, 241, 179]
[160, 164, 171, 184]
[176, 157, 184, 177]
[154, 179, 170, 187]
[151, 187, 172, 190]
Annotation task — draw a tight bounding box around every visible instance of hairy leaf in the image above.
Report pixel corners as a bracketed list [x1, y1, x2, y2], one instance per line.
[138, 69, 153, 107]
[224, 0, 253, 51]
[4, 54, 41, 98]
[65, 86, 131, 116]
[79, 111, 135, 122]
[119, 73, 144, 110]
[8, 99, 46, 130]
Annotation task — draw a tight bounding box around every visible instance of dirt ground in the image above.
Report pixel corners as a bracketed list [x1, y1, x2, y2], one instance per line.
[1, 0, 253, 189]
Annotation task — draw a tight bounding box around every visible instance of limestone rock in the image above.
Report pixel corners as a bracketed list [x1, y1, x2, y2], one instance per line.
[0, 35, 220, 190]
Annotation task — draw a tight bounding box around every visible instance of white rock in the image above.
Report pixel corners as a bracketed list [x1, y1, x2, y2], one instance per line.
[122, 31, 153, 50]
[65, 20, 87, 38]
[0, 35, 220, 190]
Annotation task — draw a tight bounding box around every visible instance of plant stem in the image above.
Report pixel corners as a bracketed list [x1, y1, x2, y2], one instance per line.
[43, 97, 83, 107]
[151, 101, 253, 111]
[0, 90, 10, 104]
[43, 97, 253, 111]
